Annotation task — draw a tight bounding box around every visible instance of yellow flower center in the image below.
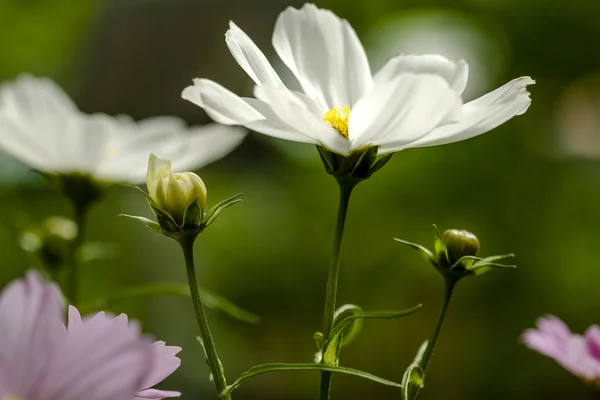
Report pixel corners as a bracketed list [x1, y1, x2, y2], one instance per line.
[323, 106, 350, 139]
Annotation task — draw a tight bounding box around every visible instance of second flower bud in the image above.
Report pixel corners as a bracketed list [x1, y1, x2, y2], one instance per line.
[147, 153, 207, 230]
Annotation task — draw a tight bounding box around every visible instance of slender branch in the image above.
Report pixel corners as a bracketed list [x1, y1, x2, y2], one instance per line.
[319, 181, 354, 400]
[179, 235, 230, 399]
[411, 278, 457, 400]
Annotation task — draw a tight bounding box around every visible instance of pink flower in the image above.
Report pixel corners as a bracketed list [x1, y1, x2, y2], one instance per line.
[523, 315, 600, 382]
[0, 271, 182, 400]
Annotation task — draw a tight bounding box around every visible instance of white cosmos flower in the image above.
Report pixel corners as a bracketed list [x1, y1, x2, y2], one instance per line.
[0, 75, 246, 183]
[182, 3, 534, 157]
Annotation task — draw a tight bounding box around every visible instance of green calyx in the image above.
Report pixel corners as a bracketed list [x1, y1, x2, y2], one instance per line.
[394, 225, 516, 281]
[121, 188, 243, 241]
[317, 146, 392, 187]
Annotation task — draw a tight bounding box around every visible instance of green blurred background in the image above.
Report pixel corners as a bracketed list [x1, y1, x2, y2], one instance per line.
[0, 0, 599, 398]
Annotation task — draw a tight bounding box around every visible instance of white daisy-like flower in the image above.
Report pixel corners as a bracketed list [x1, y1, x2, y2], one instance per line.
[0, 75, 246, 183]
[182, 3, 533, 158]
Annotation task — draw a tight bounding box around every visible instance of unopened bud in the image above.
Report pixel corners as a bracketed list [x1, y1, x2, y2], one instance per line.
[20, 216, 78, 271]
[146, 153, 207, 227]
[441, 229, 480, 265]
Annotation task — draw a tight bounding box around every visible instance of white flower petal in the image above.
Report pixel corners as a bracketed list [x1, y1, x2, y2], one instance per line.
[400, 76, 534, 150]
[0, 115, 52, 170]
[374, 54, 469, 95]
[182, 79, 264, 125]
[147, 153, 172, 198]
[226, 22, 285, 88]
[349, 73, 462, 151]
[243, 98, 319, 144]
[254, 85, 350, 154]
[182, 78, 314, 144]
[272, 3, 372, 109]
[0, 75, 83, 172]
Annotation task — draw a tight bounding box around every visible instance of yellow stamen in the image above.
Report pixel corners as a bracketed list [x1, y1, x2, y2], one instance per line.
[323, 106, 350, 139]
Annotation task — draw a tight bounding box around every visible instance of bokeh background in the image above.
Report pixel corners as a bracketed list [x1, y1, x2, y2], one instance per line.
[0, 0, 599, 398]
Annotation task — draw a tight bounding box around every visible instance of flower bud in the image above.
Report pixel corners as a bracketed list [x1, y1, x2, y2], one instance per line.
[20, 216, 78, 271]
[146, 154, 207, 228]
[441, 229, 480, 265]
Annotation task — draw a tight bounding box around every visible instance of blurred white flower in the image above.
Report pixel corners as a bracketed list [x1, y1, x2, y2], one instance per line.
[182, 3, 534, 157]
[0, 75, 246, 183]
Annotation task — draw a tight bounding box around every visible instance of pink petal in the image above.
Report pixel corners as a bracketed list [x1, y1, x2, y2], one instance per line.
[134, 388, 181, 399]
[0, 270, 66, 395]
[136, 341, 181, 392]
[523, 315, 571, 359]
[585, 325, 600, 360]
[67, 305, 83, 332]
[561, 336, 600, 380]
[30, 310, 154, 400]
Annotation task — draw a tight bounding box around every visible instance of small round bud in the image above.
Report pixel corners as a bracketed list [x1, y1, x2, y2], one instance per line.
[19, 216, 78, 271]
[147, 154, 207, 226]
[442, 229, 480, 265]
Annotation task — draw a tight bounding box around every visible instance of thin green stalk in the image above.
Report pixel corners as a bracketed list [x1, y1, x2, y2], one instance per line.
[411, 278, 457, 400]
[180, 235, 230, 399]
[319, 181, 354, 400]
[66, 201, 88, 305]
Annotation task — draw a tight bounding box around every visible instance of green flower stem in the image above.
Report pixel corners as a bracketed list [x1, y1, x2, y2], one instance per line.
[66, 201, 89, 305]
[179, 234, 230, 399]
[412, 278, 457, 399]
[319, 181, 354, 400]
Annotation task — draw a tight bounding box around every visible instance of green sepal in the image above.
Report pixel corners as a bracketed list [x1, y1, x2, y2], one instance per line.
[451, 253, 515, 276]
[222, 363, 403, 397]
[317, 146, 336, 175]
[368, 153, 393, 176]
[203, 193, 244, 228]
[317, 145, 392, 185]
[432, 224, 449, 267]
[401, 340, 427, 400]
[393, 238, 437, 265]
[182, 200, 203, 231]
[119, 214, 163, 233]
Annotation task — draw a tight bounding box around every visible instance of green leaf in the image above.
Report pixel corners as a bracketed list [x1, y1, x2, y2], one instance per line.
[326, 304, 422, 351]
[118, 214, 162, 233]
[203, 193, 244, 228]
[394, 238, 436, 264]
[333, 304, 364, 348]
[222, 363, 403, 396]
[401, 341, 428, 400]
[78, 283, 260, 324]
[322, 331, 342, 366]
[401, 365, 424, 400]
